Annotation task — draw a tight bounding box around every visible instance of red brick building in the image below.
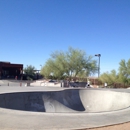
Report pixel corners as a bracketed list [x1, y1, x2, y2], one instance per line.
[0, 61, 23, 79]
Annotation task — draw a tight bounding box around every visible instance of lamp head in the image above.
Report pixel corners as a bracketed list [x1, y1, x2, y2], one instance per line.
[95, 54, 101, 57]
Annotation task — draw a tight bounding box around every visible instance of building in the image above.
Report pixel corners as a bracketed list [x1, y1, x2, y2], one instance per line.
[0, 61, 23, 79]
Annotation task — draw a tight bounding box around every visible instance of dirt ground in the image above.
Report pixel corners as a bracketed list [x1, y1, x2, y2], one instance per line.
[81, 121, 130, 130]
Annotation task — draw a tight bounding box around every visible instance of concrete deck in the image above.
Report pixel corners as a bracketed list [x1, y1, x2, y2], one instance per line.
[0, 86, 130, 130]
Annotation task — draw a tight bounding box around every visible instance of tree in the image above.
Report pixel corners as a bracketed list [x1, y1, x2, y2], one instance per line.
[41, 47, 97, 79]
[24, 65, 36, 80]
[99, 70, 118, 86]
[118, 59, 130, 86]
[99, 59, 130, 88]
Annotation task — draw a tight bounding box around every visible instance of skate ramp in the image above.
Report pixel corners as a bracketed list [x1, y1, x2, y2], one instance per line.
[0, 90, 85, 112]
[30, 80, 61, 87]
[0, 89, 130, 113]
[79, 90, 130, 112]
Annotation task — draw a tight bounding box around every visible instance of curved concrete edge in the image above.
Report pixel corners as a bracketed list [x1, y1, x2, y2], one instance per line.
[0, 106, 130, 130]
[0, 87, 130, 129]
[1, 87, 130, 113]
[79, 89, 130, 112]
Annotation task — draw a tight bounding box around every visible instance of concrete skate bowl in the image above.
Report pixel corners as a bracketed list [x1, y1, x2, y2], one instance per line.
[0, 89, 130, 113]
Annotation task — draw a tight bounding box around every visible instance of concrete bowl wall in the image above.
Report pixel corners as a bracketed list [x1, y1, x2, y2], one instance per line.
[0, 89, 130, 113]
[80, 90, 130, 112]
[0, 89, 85, 112]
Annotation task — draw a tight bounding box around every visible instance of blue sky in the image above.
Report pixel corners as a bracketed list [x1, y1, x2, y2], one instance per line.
[0, 0, 130, 76]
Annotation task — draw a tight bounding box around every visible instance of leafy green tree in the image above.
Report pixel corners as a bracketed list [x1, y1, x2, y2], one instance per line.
[41, 47, 97, 79]
[100, 59, 130, 88]
[24, 65, 36, 80]
[118, 59, 130, 86]
[99, 70, 118, 86]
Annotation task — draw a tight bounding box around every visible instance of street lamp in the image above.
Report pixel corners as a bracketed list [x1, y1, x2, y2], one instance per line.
[40, 65, 42, 69]
[40, 65, 42, 73]
[95, 54, 101, 78]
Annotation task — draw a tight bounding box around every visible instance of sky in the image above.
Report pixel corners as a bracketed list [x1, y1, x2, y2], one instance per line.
[0, 0, 130, 76]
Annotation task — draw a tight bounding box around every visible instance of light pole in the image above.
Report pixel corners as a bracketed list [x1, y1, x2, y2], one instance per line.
[40, 65, 42, 69]
[95, 54, 101, 78]
[40, 65, 42, 73]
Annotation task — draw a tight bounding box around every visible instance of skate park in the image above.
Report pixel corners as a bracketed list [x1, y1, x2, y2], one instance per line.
[1, 80, 130, 129]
